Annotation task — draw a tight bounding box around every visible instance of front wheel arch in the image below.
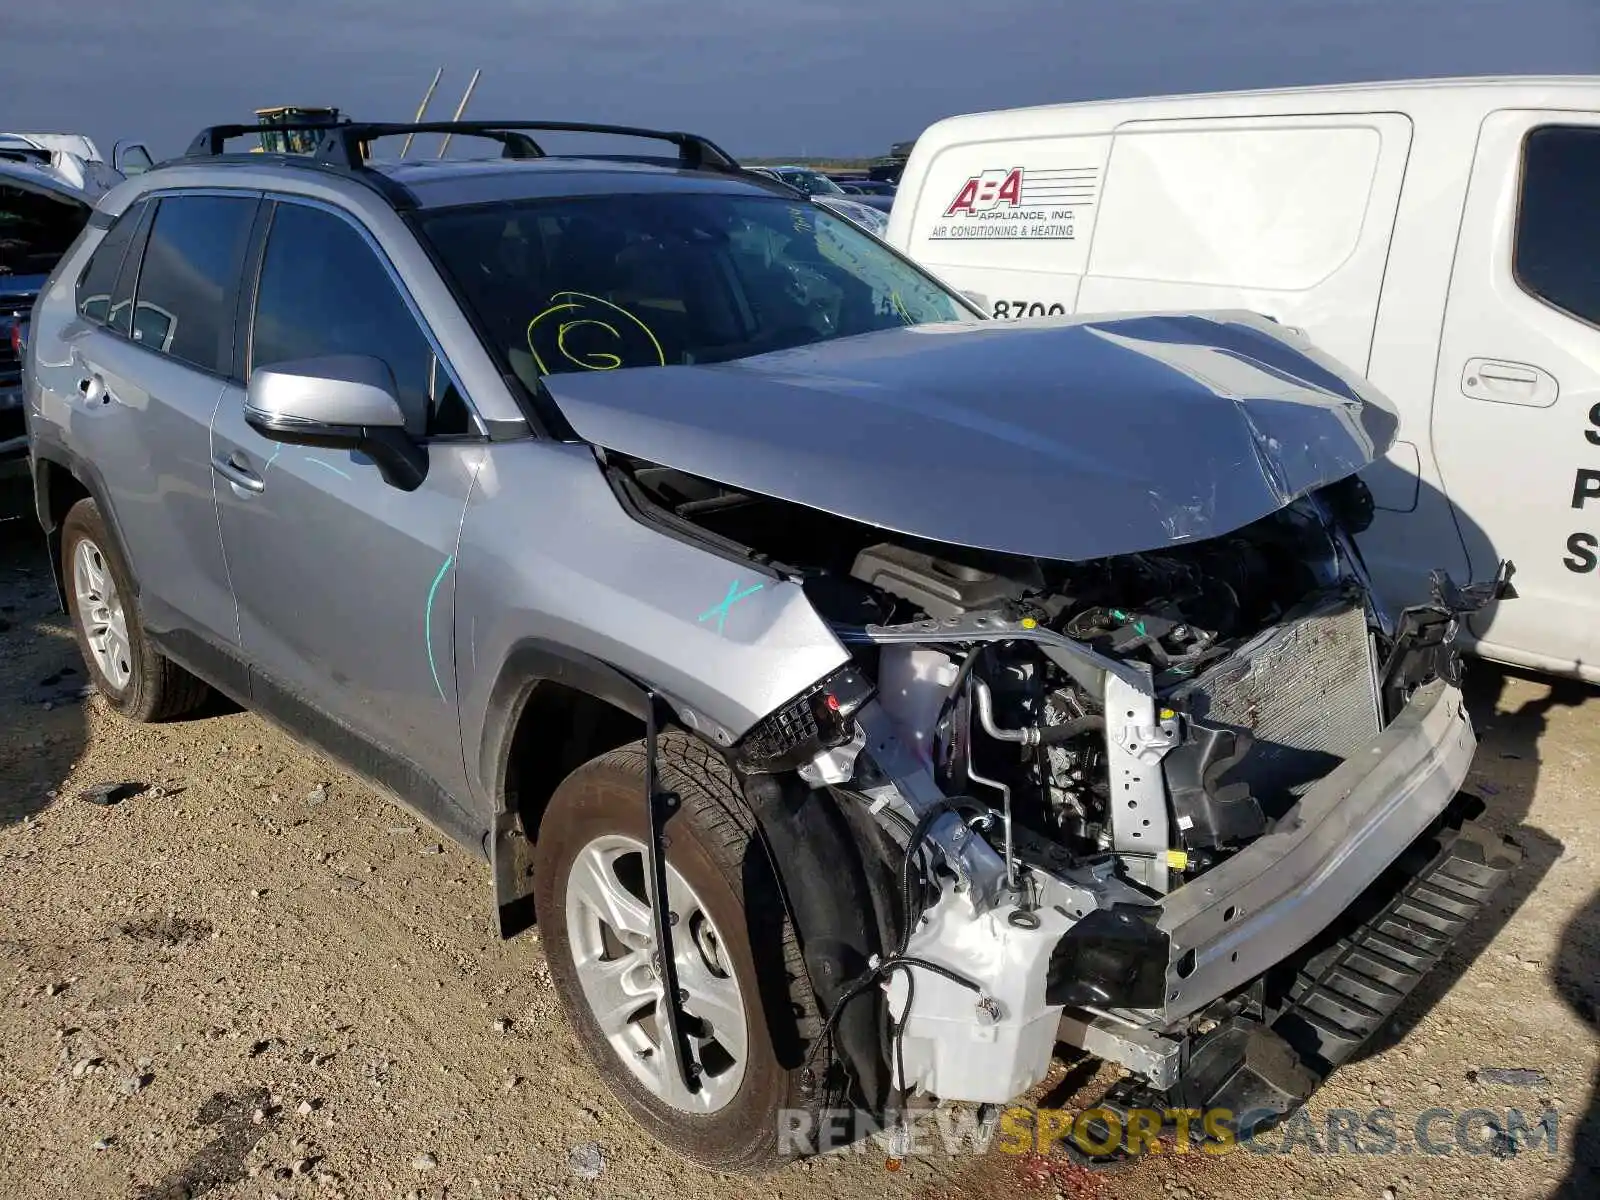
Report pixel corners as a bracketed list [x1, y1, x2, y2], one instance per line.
[487, 665, 647, 937]
[481, 647, 897, 1118]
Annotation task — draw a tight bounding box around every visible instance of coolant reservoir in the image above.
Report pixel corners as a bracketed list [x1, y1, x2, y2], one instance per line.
[876, 647, 961, 768]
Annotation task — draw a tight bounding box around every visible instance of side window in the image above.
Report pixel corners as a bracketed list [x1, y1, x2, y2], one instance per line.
[1515, 125, 1600, 327]
[106, 202, 155, 337]
[76, 200, 146, 327]
[249, 202, 469, 436]
[132, 195, 258, 373]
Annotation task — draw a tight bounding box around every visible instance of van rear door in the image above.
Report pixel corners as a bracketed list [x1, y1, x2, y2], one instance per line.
[1430, 113, 1600, 682]
[1077, 113, 1413, 378]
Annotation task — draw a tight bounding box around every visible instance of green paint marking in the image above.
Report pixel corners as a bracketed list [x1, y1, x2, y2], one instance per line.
[304, 456, 353, 481]
[698, 578, 764, 636]
[425, 555, 455, 703]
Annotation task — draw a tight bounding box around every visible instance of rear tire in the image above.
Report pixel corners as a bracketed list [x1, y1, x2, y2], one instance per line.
[534, 732, 819, 1174]
[61, 498, 210, 722]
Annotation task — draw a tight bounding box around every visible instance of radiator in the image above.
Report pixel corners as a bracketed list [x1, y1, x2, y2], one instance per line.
[1170, 594, 1382, 812]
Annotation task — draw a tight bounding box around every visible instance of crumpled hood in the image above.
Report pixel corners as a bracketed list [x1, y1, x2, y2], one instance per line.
[546, 311, 1399, 562]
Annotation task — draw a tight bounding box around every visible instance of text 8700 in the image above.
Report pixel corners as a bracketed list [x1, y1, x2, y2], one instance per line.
[993, 300, 1067, 319]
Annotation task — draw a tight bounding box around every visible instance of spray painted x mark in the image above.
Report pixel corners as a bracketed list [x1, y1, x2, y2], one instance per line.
[698, 578, 764, 636]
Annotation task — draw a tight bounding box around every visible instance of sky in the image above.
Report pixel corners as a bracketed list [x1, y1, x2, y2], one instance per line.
[6, 0, 1598, 161]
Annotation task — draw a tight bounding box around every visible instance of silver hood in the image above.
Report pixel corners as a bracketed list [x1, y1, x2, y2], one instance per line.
[546, 311, 1399, 562]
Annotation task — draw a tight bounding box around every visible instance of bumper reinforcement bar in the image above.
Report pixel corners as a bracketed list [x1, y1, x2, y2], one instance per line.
[1073, 803, 1521, 1152]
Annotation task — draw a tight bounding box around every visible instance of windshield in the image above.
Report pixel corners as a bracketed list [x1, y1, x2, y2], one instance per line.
[421, 192, 974, 380]
[779, 169, 845, 197]
[0, 182, 89, 277]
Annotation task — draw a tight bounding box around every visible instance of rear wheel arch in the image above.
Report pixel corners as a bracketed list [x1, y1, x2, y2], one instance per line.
[33, 450, 103, 609]
[59, 496, 210, 721]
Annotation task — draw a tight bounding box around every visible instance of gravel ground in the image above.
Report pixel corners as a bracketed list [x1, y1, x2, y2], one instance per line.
[1, 475, 1596, 1200]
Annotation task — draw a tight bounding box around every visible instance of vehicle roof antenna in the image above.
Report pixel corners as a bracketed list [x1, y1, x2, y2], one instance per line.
[437, 69, 482, 160]
[399, 67, 445, 160]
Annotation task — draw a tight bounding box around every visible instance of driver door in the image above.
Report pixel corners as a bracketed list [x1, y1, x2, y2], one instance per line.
[210, 197, 482, 838]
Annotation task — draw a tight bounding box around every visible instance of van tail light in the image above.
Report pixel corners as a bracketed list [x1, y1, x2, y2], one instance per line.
[9, 319, 25, 360]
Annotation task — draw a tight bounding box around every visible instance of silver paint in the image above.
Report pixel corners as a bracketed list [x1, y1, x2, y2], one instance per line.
[543, 311, 1400, 562]
[244, 354, 410, 429]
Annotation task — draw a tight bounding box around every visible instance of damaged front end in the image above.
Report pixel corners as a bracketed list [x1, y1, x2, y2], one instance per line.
[553, 312, 1523, 1148]
[723, 512, 1519, 1145]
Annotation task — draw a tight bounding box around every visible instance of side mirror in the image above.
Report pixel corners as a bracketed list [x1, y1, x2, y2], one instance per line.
[244, 354, 427, 491]
[112, 140, 154, 177]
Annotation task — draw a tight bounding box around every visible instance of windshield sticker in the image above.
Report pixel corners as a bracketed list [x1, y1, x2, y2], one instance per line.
[526, 292, 666, 374]
[927, 165, 1097, 242]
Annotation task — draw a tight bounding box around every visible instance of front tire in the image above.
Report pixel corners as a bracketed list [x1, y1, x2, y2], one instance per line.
[61, 498, 210, 722]
[534, 732, 819, 1174]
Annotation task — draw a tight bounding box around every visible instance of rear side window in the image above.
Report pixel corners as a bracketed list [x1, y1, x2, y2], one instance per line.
[1516, 125, 1600, 327]
[132, 194, 257, 373]
[76, 200, 146, 326]
[249, 201, 467, 435]
[106, 204, 156, 337]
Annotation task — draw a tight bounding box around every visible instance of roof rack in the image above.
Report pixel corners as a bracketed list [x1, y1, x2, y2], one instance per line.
[185, 120, 355, 158]
[184, 120, 742, 174]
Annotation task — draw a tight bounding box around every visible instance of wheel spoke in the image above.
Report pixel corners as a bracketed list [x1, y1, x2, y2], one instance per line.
[104, 629, 131, 688]
[569, 845, 653, 939]
[654, 1044, 699, 1112]
[579, 950, 655, 1039]
[83, 550, 108, 601]
[677, 949, 747, 1062]
[73, 537, 130, 690]
[563, 832, 749, 1116]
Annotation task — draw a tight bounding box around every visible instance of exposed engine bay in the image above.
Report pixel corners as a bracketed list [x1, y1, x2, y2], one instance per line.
[610, 450, 1517, 1143]
[849, 506, 1347, 864]
[617, 455, 1394, 876]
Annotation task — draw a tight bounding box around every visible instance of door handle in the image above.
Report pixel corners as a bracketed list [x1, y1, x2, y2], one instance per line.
[211, 451, 265, 494]
[1461, 358, 1559, 408]
[1478, 364, 1537, 386]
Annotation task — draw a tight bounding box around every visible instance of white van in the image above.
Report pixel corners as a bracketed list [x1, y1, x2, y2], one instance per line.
[887, 76, 1600, 684]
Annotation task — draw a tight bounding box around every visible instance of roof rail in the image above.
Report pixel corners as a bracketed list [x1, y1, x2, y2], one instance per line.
[312, 121, 742, 173]
[186, 119, 740, 174]
[185, 121, 357, 158]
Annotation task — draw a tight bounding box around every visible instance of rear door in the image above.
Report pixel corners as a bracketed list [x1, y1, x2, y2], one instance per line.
[1430, 114, 1600, 678]
[68, 191, 260, 678]
[209, 197, 482, 837]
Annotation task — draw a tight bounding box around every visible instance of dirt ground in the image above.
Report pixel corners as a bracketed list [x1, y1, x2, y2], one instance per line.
[2, 473, 1597, 1200]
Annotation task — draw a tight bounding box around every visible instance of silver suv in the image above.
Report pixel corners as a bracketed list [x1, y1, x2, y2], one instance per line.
[24, 119, 1521, 1172]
